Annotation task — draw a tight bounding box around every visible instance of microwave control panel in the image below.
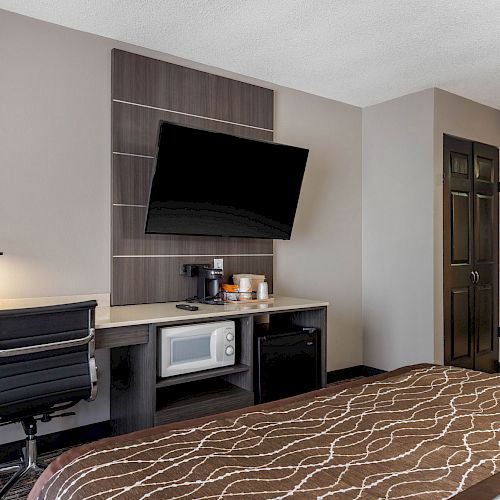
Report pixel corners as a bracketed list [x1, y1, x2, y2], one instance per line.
[224, 325, 235, 356]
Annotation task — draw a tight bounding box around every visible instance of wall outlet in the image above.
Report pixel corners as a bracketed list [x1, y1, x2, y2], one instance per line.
[213, 258, 224, 270]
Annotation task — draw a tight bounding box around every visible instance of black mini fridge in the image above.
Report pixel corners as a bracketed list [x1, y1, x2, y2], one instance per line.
[255, 325, 321, 404]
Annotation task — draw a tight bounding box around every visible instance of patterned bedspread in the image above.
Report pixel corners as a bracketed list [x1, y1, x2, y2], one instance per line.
[29, 365, 500, 499]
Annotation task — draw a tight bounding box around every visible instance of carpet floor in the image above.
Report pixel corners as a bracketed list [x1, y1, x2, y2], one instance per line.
[0, 448, 69, 500]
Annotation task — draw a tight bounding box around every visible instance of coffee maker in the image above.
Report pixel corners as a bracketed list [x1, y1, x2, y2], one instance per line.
[184, 264, 224, 305]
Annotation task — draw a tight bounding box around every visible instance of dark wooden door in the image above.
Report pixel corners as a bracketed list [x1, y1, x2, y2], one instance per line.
[443, 135, 499, 373]
[444, 136, 475, 369]
[472, 142, 498, 372]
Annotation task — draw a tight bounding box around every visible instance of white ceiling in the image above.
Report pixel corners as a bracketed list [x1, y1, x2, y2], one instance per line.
[2, 0, 500, 109]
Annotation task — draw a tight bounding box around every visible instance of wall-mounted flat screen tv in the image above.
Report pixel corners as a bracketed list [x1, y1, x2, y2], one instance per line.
[145, 121, 309, 239]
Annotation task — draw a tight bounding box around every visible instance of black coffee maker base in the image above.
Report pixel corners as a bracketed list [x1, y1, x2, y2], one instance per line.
[198, 298, 225, 305]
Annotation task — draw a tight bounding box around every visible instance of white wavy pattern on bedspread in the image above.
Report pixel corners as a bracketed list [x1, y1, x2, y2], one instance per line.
[37, 366, 500, 499]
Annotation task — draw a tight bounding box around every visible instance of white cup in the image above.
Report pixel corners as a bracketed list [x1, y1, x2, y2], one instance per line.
[257, 281, 269, 300]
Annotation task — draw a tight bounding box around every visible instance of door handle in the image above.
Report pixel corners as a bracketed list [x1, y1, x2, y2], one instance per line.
[470, 271, 476, 284]
[475, 271, 480, 283]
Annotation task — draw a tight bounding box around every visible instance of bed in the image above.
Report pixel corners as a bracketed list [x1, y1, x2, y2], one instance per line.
[29, 364, 500, 499]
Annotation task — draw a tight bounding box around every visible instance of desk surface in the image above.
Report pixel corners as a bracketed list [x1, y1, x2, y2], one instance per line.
[0, 295, 328, 329]
[96, 296, 328, 329]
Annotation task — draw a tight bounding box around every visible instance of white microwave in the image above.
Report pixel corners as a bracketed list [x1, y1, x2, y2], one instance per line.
[158, 321, 236, 378]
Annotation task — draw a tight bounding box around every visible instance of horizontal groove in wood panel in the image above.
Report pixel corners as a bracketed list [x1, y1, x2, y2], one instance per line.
[113, 254, 274, 258]
[96, 325, 149, 349]
[156, 364, 249, 388]
[112, 205, 273, 256]
[112, 255, 273, 305]
[114, 100, 273, 132]
[113, 204, 147, 208]
[112, 101, 273, 157]
[113, 152, 155, 159]
[112, 49, 274, 130]
[112, 155, 154, 205]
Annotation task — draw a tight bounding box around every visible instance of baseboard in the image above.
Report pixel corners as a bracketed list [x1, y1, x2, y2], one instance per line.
[0, 420, 111, 464]
[327, 365, 386, 384]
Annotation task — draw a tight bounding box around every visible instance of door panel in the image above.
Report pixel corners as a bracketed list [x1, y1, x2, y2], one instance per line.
[451, 152, 469, 176]
[444, 136, 474, 369]
[476, 156, 494, 183]
[475, 285, 493, 354]
[451, 192, 470, 264]
[475, 194, 494, 264]
[472, 142, 498, 373]
[451, 288, 471, 360]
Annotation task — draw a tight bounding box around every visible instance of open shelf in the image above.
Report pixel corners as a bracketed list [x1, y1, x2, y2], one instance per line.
[156, 363, 249, 389]
[155, 379, 254, 426]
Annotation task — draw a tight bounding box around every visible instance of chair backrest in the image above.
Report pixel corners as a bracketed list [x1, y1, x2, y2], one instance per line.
[0, 301, 98, 422]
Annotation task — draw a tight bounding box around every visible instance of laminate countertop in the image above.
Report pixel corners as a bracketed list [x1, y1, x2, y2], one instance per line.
[0, 295, 328, 329]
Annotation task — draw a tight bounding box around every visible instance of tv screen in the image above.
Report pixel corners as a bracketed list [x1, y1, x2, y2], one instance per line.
[145, 121, 309, 239]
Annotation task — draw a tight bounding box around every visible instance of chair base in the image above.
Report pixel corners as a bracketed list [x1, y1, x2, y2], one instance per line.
[0, 432, 46, 498]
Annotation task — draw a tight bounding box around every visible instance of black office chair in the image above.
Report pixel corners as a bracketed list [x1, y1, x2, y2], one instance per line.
[0, 301, 98, 498]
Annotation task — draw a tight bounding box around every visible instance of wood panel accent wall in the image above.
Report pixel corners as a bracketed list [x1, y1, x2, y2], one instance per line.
[111, 49, 274, 305]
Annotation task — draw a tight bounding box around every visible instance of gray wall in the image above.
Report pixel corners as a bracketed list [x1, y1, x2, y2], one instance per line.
[0, 9, 364, 443]
[362, 88, 500, 371]
[274, 90, 362, 370]
[362, 89, 436, 370]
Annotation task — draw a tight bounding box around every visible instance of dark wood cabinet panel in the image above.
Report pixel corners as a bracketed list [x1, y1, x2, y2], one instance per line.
[112, 155, 154, 205]
[112, 205, 273, 256]
[112, 255, 273, 305]
[112, 49, 274, 130]
[444, 135, 498, 373]
[111, 49, 274, 305]
[96, 325, 149, 349]
[108, 307, 328, 435]
[110, 327, 156, 435]
[112, 101, 273, 157]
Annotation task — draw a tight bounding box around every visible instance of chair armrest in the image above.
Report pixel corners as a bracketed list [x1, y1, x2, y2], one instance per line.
[0, 329, 95, 358]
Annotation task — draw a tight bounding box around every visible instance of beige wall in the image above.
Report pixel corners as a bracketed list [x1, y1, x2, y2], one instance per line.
[0, 11, 111, 298]
[0, 10, 363, 371]
[274, 90, 362, 371]
[433, 89, 500, 364]
[0, 10, 363, 442]
[0, 9, 280, 300]
[362, 89, 436, 371]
